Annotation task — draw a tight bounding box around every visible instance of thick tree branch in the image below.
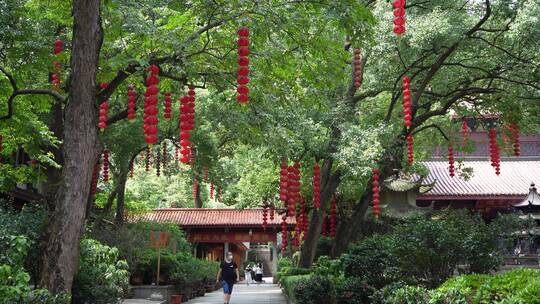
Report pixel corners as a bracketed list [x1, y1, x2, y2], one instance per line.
[412, 124, 449, 141]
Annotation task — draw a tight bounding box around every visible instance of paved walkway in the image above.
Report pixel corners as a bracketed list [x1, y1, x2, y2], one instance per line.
[184, 281, 287, 304]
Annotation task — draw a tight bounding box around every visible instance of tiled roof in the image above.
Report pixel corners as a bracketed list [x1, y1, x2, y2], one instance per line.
[128, 208, 296, 228]
[419, 160, 539, 199]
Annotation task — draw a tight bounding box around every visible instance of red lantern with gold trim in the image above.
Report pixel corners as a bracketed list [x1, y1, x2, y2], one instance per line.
[237, 27, 250, 104]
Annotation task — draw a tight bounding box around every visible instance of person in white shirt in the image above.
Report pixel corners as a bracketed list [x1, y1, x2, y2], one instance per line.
[244, 264, 253, 286]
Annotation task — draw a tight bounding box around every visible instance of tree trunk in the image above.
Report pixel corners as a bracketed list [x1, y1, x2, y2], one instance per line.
[43, 100, 64, 206]
[330, 193, 371, 257]
[298, 159, 341, 268]
[103, 181, 119, 212]
[41, 0, 103, 294]
[115, 170, 128, 225]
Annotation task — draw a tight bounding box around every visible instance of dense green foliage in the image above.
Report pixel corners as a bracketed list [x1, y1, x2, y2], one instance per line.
[72, 239, 130, 304]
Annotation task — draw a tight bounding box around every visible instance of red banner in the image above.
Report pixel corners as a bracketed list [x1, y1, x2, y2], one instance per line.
[188, 231, 276, 243]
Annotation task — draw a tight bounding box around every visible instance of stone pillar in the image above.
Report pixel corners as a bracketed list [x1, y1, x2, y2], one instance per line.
[272, 240, 278, 278]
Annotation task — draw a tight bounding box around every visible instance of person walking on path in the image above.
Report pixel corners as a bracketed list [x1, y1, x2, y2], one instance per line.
[254, 262, 263, 284]
[244, 264, 253, 286]
[216, 252, 239, 304]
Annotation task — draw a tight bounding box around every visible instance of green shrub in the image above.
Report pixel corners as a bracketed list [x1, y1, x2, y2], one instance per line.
[371, 284, 429, 304]
[293, 275, 335, 304]
[281, 274, 311, 302]
[370, 282, 408, 304]
[430, 274, 490, 304]
[341, 234, 400, 288]
[502, 278, 540, 304]
[472, 269, 540, 304]
[335, 276, 375, 304]
[72, 239, 130, 304]
[276, 266, 312, 283]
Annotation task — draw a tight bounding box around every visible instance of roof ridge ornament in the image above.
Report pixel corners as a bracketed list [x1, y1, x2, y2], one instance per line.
[512, 182, 540, 208]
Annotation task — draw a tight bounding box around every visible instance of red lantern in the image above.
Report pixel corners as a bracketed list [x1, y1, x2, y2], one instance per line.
[217, 187, 222, 202]
[262, 205, 268, 230]
[406, 134, 414, 165]
[392, 0, 406, 35]
[281, 214, 288, 253]
[329, 196, 337, 238]
[353, 48, 362, 90]
[402, 76, 412, 129]
[313, 162, 321, 209]
[144, 65, 160, 146]
[164, 92, 172, 120]
[448, 143, 455, 177]
[102, 149, 109, 182]
[98, 82, 109, 131]
[127, 84, 137, 120]
[237, 27, 250, 104]
[489, 128, 501, 175]
[372, 168, 381, 218]
[210, 182, 214, 200]
[179, 94, 192, 164]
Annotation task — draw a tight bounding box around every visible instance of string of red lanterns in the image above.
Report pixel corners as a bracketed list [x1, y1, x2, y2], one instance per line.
[217, 186, 222, 202]
[372, 168, 381, 219]
[448, 142, 455, 177]
[392, 0, 406, 35]
[144, 65, 160, 146]
[179, 87, 196, 164]
[129, 159, 134, 178]
[174, 146, 179, 162]
[489, 128, 501, 175]
[98, 83, 109, 131]
[329, 196, 337, 238]
[127, 84, 137, 121]
[353, 48, 362, 90]
[102, 150, 109, 183]
[279, 159, 289, 207]
[210, 182, 214, 200]
[237, 27, 250, 104]
[163, 92, 172, 120]
[204, 167, 209, 182]
[51, 39, 63, 90]
[402, 76, 412, 128]
[270, 205, 275, 221]
[312, 162, 321, 209]
[90, 162, 101, 197]
[299, 198, 306, 240]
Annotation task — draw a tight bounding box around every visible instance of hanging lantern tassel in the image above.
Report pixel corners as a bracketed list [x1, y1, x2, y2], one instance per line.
[102, 150, 109, 183]
[353, 49, 362, 90]
[406, 134, 414, 165]
[127, 84, 137, 120]
[156, 149, 161, 177]
[511, 123, 520, 156]
[179, 95, 192, 164]
[313, 162, 321, 209]
[145, 147, 150, 172]
[270, 205, 275, 221]
[392, 0, 406, 35]
[281, 215, 288, 253]
[402, 76, 412, 129]
[489, 128, 501, 175]
[461, 120, 469, 147]
[90, 162, 101, 197]
[193, 176, 198, 206]
[262, 205, 268, 230]
[237, 27, 250, 104]
[372, 168, 381, 218]
[329, 196, 337, 238]
[448, 143, 455, 177]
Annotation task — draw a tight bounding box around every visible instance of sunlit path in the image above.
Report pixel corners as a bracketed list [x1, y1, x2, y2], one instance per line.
[184, 280, 287, 304]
